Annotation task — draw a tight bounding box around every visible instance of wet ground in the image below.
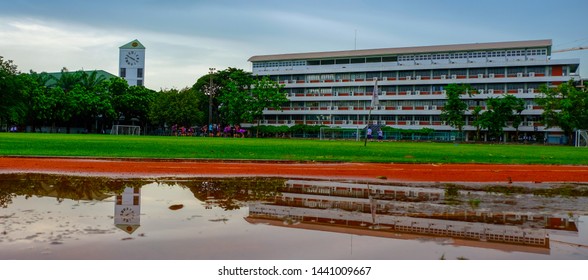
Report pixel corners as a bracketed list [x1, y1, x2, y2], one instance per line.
[1, 174, 587, 259]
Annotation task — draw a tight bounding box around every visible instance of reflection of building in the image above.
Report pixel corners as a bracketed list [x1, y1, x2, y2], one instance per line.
[248, 180, 579, 253]
[114, 187, 141, 234]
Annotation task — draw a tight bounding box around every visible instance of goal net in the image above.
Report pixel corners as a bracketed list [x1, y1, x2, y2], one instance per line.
[319, 127, 361, 141]
[111, 125, 141, 136]
[576, 130, 588, 147]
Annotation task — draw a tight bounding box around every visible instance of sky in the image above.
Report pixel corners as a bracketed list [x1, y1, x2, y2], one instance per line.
[1, 0, 587, 90]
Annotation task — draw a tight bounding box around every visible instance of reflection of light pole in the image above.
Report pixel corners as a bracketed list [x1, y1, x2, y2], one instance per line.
[208, 68, 216, 126]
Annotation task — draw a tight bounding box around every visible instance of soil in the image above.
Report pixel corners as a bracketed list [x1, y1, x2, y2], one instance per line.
[1, 157, 587, 183]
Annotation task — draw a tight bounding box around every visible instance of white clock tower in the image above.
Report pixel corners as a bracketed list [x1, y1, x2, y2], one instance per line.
[119, 39, 145, 86]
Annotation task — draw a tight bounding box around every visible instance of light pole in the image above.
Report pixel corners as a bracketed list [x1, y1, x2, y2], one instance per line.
[208, 68, 216, 127]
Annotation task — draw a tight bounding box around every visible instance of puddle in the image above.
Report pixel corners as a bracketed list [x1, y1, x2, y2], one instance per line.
[1, 174, 587, 259]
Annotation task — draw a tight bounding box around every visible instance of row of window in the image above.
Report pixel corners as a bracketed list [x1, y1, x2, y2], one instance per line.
[273, 66, 554, 82]
[253, 49, 548, 68]
[262, 114, 541, 124]
[253, 60, 307, 68]
[287, 83, 544, 95]
[286, 99, 536, 108]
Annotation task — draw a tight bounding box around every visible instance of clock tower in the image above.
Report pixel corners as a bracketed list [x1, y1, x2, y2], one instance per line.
[119, 39, 145, 86]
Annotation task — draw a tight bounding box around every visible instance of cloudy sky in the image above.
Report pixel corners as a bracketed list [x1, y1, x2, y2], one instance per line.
[1, 0, 587, 90]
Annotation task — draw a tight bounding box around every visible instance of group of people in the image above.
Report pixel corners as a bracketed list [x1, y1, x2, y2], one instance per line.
[169, 124, 247, 138]
[170, 124, 197, 136]
[205, 124, 247, 138]
[366, 127, 384, 142]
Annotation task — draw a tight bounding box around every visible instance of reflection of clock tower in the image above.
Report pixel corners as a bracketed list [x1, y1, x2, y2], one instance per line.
[114, 186, 141, 234]
[119, 39, 145, 86]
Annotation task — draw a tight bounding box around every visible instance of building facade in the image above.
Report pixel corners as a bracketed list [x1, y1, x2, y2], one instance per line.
[119, 39, 145, 86]
[249, 39, 581, 142]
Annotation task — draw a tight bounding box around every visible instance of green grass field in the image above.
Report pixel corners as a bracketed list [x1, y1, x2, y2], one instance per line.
[1, 133, 587, 165]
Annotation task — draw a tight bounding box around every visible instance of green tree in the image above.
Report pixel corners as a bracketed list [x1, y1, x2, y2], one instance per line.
[110, 77, 155, 126]
[215, 68, 253, 125]
[148, 88, 204, 131]
[70, 79, 116, 133]
[79, 71, 106, 91]
[470, 105, 487, 141]
[246, 76, 287, 124]
[0, 56, 27, 129]
[54, 67, 82, 93]
[191, 72, 220, 126]
[537, 81, 588, 144]
[440, 84, 473, 139]
[480, 95, 525, 142]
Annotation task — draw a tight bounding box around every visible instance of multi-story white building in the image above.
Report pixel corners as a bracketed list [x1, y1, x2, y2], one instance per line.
[249, 39, 581, 142]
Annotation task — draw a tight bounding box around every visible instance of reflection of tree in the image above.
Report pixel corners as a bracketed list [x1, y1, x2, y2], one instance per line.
[180, 177, 285, 211]
[0, 173, 144, 208]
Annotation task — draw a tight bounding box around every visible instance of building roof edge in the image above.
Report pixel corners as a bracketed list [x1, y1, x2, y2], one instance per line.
[248, 39, 553, 62]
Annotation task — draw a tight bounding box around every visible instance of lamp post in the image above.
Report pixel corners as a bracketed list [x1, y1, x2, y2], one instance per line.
[208, 68, 216, 127]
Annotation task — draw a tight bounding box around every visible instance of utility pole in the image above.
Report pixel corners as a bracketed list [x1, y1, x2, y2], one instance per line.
[208, 68, 216, 127]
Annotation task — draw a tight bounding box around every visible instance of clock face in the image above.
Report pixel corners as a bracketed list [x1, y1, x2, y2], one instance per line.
[124, 50, 140, 66]
[119, 207, 136, 223]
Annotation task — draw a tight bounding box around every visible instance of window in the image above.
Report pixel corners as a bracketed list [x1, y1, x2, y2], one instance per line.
[366, 72, 380, 79]
[350, 58, 365, 64]
[335, 59, 350, 64]
[450, 69, 467, 76]
[432, 53, 449, 60]
[366, 57, 381, 63]
[399, 70, 413, 78]
[415, 85, 430, 92]
[415, 70, 430, 78]
[137, 68, 144, 78]
[382, 56, 397, 62]
[507, 67, 524, 75]
[399, 55, 414, 61]
[120, 68, 126, 77]
[137, 79, 143, 86]
[320, 74, 335, 80]
[527, 49, 547, 56]
[487, 67, 505, 75]
[433, 69, 448, 77]
[527, 66, 545, 75]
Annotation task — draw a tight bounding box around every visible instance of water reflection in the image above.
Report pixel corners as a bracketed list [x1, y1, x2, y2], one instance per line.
[1, 174, 587, 259]
[115, 187, 141, 234]
[249, 180, 584, 255]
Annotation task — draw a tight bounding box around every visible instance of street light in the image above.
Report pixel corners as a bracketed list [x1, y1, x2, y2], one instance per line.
[208, 68, 216, 127]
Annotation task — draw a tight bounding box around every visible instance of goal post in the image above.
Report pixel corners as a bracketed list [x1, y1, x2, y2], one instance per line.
[576, 130, 588, 147]
[319, 126, 361, 141]
[111, 125, 141, 136]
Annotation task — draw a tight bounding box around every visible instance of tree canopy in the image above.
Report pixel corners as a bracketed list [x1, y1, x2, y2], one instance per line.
[440, 84, 473, 136]
[191, 67, 286, 127]
[538, 81, 588, 143]
[0, 56, 27, 126]
[479, 95, 525, 141]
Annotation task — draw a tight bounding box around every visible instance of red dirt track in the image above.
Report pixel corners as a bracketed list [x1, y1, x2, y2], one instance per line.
[1, 157, 588, 182]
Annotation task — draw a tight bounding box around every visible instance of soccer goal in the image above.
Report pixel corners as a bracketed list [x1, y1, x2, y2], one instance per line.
[111, 125, 141, 136]
[319, 127, 361, 141]
[576, 130, 588, 147]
